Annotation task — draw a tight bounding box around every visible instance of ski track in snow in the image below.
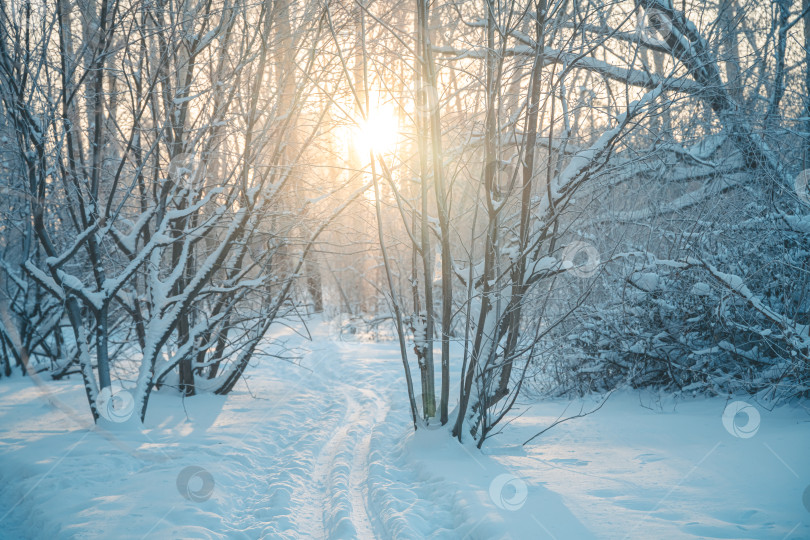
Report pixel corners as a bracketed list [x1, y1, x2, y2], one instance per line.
[292, 364, 378, 538]
[0, 320, 808, 539]
[220, 328, 402, 539]
[0, 322, 431, 540]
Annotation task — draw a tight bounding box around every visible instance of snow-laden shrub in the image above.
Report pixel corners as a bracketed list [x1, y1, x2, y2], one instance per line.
[533, 154, 810, 403]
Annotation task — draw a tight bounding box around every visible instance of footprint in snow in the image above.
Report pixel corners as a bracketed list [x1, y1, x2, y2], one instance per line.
[633, 453, 664, 464]
[547, 457, 589, 466]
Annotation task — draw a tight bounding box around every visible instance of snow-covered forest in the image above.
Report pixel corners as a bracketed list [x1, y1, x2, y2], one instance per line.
[0, 0, 809, 537]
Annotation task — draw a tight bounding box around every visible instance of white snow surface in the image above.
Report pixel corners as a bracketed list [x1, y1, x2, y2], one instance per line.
[0, 319, 808, 539]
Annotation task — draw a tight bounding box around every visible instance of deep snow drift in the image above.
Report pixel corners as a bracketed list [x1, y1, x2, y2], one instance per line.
[0, 320, 808, 539]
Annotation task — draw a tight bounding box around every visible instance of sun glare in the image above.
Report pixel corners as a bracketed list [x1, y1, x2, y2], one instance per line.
[352, 104, 399, 158]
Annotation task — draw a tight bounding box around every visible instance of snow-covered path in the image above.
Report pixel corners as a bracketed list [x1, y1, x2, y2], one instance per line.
[0, 320, 809, 539]
[0, 322, 461, 539]
[212, 331, 396, 538]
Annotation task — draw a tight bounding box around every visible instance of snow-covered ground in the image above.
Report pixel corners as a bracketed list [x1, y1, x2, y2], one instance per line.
[0, 319, 808, 539]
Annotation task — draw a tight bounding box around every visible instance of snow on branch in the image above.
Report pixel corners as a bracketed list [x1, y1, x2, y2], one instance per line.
[552, 83, 664, 200]
[22, 260, 65, 302]
[614, 252, 810, 349]
[432, 45, 703, 94]
[44, 224, 99, 270]
[691, 258, 810, 347]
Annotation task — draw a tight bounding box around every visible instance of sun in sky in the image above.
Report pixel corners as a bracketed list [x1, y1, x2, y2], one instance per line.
[352, 102, 399, 159]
